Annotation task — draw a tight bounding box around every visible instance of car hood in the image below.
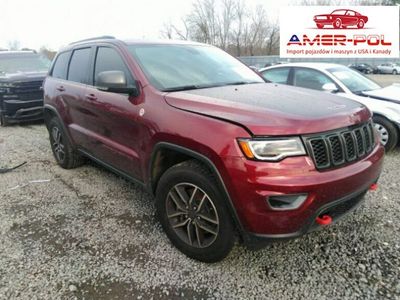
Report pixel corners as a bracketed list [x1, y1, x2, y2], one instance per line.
[362, 84, 400, 103]
[0, 71, 47, 83]
[164, 83, 370, 136]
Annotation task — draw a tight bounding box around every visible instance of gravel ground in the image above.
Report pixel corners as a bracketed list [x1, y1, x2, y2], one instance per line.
[0, 123, 399, 300]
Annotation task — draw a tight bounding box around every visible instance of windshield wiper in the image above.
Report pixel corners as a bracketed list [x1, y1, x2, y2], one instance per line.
[162, 85, 201, 92]
[223, 81, 261, 86]
[162, 81, 262, 92]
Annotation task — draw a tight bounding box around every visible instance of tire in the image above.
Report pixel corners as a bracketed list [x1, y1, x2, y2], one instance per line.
[47, 117, 84, 169]
[393, 69, 398, 75]
[0, 113, 9, 127]
[333, 18, 342, 29]
[357, 19, 365, 29]
[373, 115, 398, 152]
[155, 160, 235, 263]
[317, 24, 324, 29]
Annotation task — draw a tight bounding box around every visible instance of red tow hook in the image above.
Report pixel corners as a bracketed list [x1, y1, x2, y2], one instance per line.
[316, 215, 332, 226]
[369, 183, 378, 191]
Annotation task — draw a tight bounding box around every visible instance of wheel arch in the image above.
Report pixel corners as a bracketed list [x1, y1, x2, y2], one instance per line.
[148, 142, 249, 243]
[43, 104, 74, 147]
[372, 113, 400, 147]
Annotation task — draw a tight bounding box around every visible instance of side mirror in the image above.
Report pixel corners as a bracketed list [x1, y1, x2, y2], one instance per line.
[322, 82, 338, 93]
[96, 71, 139, 96]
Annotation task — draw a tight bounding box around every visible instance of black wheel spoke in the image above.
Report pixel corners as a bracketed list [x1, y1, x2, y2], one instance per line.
[168, 192, 187, 212]
[188, 187, 198, 205]
[186, 222, 193, 245]
[167, 211, 186, 219]
[194, 222, 202, 247]
[174, 186, 189, 206]
[173, 218, 189, 229]
[197, 222, 218, 236]
[198, 213, 218, 225]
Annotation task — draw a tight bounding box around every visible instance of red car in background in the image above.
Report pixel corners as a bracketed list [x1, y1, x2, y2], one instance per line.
[314, 9, 368, 29]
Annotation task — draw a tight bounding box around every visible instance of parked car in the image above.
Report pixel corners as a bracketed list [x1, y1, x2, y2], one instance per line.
[44, 37, 384, 262]
[313, 9, 368, 29]
[0, 50, 50, 126]
[259, 63, 400, 151]
[348, 63, 376, 74]
[376, 63, 400, 75]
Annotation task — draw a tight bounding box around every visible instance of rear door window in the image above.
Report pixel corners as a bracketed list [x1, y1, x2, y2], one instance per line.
[51, 52, 70, 79]
[67, 48, 91, 84]
[260, 67, 290, 84]
[293, 68, 335, 91]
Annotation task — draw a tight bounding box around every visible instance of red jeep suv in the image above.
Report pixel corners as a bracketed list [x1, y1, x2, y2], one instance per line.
[43, 37, 384, 262]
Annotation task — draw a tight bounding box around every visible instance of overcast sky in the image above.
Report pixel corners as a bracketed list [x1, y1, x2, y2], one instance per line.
[0, 0, 293, 51]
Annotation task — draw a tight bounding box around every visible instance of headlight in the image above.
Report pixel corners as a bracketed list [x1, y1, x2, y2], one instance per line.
[238, 137, 306, 161]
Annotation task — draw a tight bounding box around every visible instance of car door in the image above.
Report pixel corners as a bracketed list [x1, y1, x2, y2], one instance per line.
[292, 67, 339, 91]
[382, 64, 390, 74]
[344, 10, 357, 26]
[82, 45, 143, 179]
[260, 67, 291, 85]
[61, 47, 95, 151]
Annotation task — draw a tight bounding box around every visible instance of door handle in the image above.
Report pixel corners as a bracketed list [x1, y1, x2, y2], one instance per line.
[85, 94, 97, 101]
[56, 86, 65, 92]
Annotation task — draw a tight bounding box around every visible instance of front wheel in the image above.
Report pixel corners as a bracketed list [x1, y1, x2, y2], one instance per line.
[333, 18, 342, 29]
[155, 160, 235, 263]
[393, 69, 398, 75]
[373, 116, 398, 152]
[317, 23, 324, 29]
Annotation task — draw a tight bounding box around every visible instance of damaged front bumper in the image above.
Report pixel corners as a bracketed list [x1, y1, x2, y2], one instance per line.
[1, 98, 44, 123]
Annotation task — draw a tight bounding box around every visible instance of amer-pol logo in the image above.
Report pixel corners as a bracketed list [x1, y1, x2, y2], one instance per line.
[280, 6, 399, 58]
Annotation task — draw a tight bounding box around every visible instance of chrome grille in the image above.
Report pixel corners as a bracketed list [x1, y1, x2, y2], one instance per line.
[305, 121, 375, 170]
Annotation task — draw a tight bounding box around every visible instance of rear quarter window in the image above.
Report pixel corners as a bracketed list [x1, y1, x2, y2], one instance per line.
[261, 68, 290, 84]
[51, 51, 70, 79]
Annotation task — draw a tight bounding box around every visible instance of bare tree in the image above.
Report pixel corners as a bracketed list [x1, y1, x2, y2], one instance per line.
[161, 19, 190, 40]
[39, 46, 57, 60]
[230, 0, 248, 56]
[7, 40, 21, 51]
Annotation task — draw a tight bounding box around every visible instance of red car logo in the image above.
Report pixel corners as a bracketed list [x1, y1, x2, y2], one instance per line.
[313, 9, 368, 29]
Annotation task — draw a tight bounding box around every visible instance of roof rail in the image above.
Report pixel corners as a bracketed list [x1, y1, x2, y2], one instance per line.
[69, 36, 116, 45]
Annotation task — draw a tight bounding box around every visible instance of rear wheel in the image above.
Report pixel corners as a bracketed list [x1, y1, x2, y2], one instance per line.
[373, 115, 398, 152]
[393, 69, 398, 75]
[48, 117, 84, 168]
[155, 160, 235, 263]
[357, 19, 365, 29]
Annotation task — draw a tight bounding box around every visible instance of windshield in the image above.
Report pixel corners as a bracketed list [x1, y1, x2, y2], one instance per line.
[331, 9, 347, 15]
[127, 44, 263, 91]
[327, 66, 381, 93]
[0, 54, 51, 75]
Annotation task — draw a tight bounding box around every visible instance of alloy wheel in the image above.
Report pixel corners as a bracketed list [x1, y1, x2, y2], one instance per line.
[51, 126, 66, 162]
[166, 183, 219, 248]
[374, 123, 389, 146]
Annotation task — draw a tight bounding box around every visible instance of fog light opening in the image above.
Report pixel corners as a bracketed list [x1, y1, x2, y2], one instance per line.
[267, 194, 308, 210]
